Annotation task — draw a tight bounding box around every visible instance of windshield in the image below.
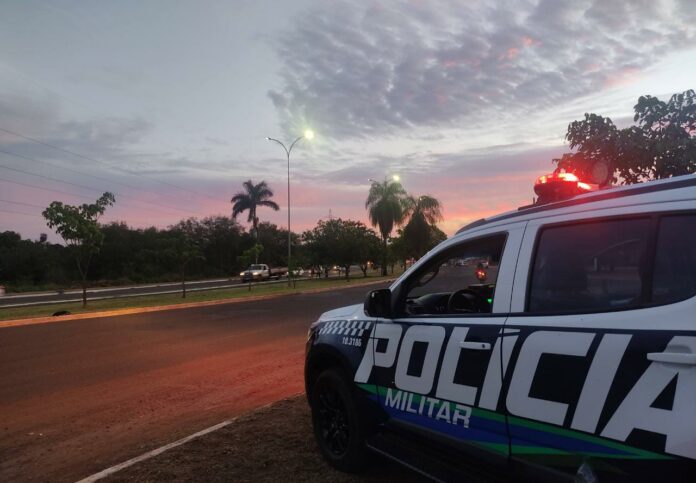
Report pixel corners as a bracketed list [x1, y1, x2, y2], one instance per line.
[249, 265, 265, 270]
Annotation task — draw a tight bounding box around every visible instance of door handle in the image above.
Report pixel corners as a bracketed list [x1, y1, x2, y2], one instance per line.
[460, 341, 491, 350]
[647, 352, 696, 365]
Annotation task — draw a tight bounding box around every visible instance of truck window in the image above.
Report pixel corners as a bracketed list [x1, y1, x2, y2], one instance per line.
[402, 234, 506, 316]
[652, 214, 696, 305]
[528, 218, 652, 313]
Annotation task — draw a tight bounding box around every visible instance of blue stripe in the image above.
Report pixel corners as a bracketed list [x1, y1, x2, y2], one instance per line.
[509, 424, 629, 456]
[383, 405, 509, 445]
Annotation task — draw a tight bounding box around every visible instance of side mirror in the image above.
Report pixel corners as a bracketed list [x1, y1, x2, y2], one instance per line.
[364, 289, 392, 318]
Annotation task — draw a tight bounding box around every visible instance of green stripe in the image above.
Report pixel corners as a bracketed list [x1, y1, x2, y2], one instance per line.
[505, 414, 671, 460]
[358, 384, 672, 460]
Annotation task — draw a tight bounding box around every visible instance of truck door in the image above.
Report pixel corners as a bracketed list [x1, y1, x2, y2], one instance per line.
[358, 223, 526, 459]
[504, 209, 696, 481]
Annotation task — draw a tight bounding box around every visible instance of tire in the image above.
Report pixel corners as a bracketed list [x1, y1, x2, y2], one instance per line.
[310, 368, 369, 473]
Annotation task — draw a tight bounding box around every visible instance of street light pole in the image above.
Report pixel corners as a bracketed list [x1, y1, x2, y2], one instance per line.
[266, 130, 314, 287]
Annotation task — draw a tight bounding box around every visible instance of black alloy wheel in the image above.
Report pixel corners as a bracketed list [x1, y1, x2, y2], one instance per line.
[310, 368, 368, 472]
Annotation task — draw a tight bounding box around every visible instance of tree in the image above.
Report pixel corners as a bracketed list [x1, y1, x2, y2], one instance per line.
[254, 221, 298, 267]
[303, 219, 380, 279]
[336, 220, 380, 279]
[231, 180, 280, 247]
[555, 89, 696, 185]
[168, 219, 205, 298]
[357, 230, 382, 277]
[429, 224, 448, 247]
[365, 178, 407, 275]
[42, 192, 115, 307]
[198, 216, 243, 276]
[401, 195, 444, 260]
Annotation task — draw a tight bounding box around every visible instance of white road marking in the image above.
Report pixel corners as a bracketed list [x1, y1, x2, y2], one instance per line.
[74, 420, 235, 483]
[75, 396, 300, 482]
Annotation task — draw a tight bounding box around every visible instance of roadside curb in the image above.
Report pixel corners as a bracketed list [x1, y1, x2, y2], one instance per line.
[0, 278, 394, 329]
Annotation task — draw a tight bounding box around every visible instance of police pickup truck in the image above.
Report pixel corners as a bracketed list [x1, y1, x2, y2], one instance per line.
[305, 173, 696, 482]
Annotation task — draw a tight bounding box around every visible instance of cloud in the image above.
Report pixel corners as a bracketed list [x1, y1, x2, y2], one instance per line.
[0, 92, 235, 222]
[0, 91, 153, 164]
[0, 92, 244, 179]
[268, 0, 695, 139]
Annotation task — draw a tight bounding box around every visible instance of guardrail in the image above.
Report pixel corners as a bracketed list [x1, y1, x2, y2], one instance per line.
[0, 273, 378, 309]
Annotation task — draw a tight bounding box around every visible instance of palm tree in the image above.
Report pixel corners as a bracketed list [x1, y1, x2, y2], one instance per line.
[231, 180, 280, 239]
[365, 179, 407, 275]
[402, 195, 443, 225]
[402, 195, 444, 259]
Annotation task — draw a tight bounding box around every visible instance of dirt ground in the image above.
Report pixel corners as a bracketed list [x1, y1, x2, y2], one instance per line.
[106, 396, 426, 483]
[1, 284, 390, 482]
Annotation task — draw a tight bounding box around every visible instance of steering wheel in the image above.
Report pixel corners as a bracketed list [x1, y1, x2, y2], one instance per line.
[447, 289, 489, 314]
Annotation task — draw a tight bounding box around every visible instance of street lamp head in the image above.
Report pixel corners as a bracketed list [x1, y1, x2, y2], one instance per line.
[265, 136, 271, 140]
[392, 174, 401, 182]
[304, 129, 315, 140]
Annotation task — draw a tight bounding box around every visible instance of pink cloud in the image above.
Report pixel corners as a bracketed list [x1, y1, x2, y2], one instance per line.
[522, 36, 541, 47]
[2, 149, 552, 243]
[603, 67, 641, 88]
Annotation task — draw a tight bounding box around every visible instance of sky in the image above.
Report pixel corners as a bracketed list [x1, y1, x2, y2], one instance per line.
[1, 0, 695, 242]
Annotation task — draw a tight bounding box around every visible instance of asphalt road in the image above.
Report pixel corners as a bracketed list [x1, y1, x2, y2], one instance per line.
[0, 282, 384, 483]
[0, 274, 346, 308]
[0, 277, 273, 307]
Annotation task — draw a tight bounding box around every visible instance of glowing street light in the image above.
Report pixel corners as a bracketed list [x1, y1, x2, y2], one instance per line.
[392, 174, 400, 182]
[266, 130, 314, 287]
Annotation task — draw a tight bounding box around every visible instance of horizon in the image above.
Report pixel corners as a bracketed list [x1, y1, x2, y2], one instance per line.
[2, 0, 695, 242]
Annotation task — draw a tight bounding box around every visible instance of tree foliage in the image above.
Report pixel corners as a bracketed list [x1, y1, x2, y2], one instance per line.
[42, 192, 115, 306]
[5, 184, 447, 293]
[401, 195, 444, 259]
[167, 218, 206, 297]
[302, 219, 381, 279]
[231, 180, 280, 238]
[555, 89, 696, 184]
[391, 224, 447, 268]
[365, 179, 407, 275]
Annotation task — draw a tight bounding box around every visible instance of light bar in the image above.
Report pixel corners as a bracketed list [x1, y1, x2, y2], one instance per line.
[533, 171, 598, 204]
[535, 172, 582, 186]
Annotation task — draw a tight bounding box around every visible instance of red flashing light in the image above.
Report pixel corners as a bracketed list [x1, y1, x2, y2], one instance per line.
[533, 171, 597, 205]
[535, 172, 581, 186]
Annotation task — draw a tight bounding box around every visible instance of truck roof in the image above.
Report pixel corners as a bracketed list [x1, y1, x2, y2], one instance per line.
[455, 174, 696, 236]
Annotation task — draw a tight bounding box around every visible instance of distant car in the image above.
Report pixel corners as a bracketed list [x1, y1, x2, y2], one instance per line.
[305, 174, 696, 482]
[239, 264, 287, 282]
[291, 268, 305, 277]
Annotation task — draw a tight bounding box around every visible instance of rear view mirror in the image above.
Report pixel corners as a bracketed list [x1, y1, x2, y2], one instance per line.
[364, 289, 392, 318]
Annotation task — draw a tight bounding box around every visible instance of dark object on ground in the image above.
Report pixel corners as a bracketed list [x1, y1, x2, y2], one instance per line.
[52, 310, 71, 316]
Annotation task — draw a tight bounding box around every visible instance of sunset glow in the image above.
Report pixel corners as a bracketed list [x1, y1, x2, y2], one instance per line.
[1, 1, 694, 241]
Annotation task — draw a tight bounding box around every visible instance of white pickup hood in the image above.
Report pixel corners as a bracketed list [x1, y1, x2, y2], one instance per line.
[319, 303, 364, 321]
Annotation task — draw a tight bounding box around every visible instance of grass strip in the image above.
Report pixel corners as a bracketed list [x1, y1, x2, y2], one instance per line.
[0, 274, 396, 322]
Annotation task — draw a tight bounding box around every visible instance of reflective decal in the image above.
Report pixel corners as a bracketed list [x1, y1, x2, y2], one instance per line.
[506, 331, 594, 425]
[354, 323, 695, 460]
[601, 336, 696, 459]
[395, 325, 446, 394]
